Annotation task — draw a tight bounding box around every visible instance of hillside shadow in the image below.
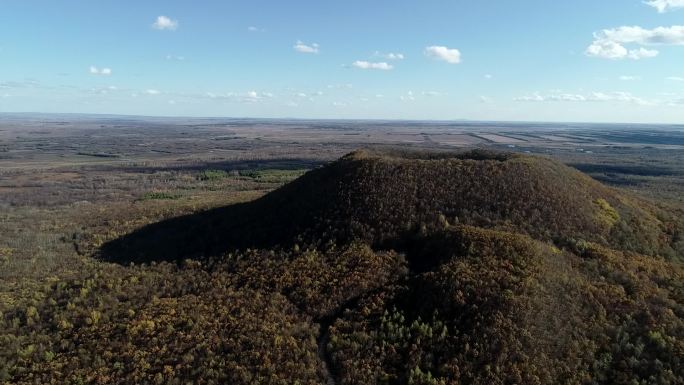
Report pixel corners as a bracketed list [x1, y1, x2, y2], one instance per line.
[97, 201, 300, 265]
[99, 158, 339, 265]
[98, 165, 335, 265]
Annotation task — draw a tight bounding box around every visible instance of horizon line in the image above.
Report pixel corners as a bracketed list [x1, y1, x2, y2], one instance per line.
[0, 111, 682, 127]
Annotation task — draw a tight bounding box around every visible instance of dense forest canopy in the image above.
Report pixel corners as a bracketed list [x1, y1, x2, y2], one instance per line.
[2, 149, 683, 385]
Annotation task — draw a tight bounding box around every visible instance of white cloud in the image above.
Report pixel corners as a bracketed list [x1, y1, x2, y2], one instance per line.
[145, 89, 161, 95]
[245, 91, 273, 102]
[628, 47, 660, 59]
[586, 39, 629, 59]
[247, 26, 265, 32]
[645, 0, 684, 13]
[590, 92, 650, 104]
[514, 91, 653, 105]
[619, 75, 641, 80]
[422, 91, 444, 97]
[89, 66, 112, 76]
[400, 91, 416, 101]
[374, 51, 404, 60]
[586, 39, 659, 60]
[207, 92, 224, 99]
[245, 91, 259, 100]
[667, 76, 684, 81]
[601, 25, 684, 45]
[153, 16, 178, 31]
[352, 61, 393, 70]
[586, 25, 684, 60]
[332, 101, 347, 107]
[479, 96, 493, 104]
[166, 55, 185, 61]
[327, 84, 353, 89]
[484, 74, 493, 79]
[205, 91, 273, 102]
[514, 93, 546, 102]
[424, 46, 461, 64]
[294, 41, 319, 54]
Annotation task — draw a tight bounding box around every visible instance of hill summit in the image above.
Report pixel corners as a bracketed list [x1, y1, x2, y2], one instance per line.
[104, 148, 683, 263]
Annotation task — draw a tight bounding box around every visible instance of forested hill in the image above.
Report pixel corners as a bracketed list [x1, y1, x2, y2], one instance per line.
[103, 149, 684, 263]
[5, 149, 683, 384]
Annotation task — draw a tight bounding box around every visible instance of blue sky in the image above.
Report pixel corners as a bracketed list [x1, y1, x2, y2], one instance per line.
[1, 0, 683, 123]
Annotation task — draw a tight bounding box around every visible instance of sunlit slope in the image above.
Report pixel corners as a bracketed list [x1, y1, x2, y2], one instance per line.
[230, 149, 682, 259]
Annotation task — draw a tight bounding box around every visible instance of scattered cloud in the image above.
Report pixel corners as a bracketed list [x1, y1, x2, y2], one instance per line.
[152, 16, 178, 31]
[586, 25, 684, 60]
[351, 61, 393, 70]
[514, 91, 653, 105]
[332, 101, 347, 107]
[206, 92, 231, 100]
[244, 91, 261, 102]
[244, 91, 274, 102]
[247, 26, 265, 32]
[645, 0, 684, 13]
[586, 39, 658, 60]
[424, 46, 461, 64]
[327, 84, 353, 89]
[422, 91, 444, 97]
[667, 76, 684, 81]
[89, 66, 112, 76]
[484, 74, 493, 79]
[87, 85, 119, 95]
[374, 51, 404, 60]
[206, 90, 274, 103]
[619, 75, 641, 80]
[145, 89, 161, 95]
[629, 47, 660, 59]
[603, 25, 684, 45]
[294, 41, 319, 54]
[400, 91, 416, 101]
[479, 96, 493, 104]
[166, 55, 185, 61]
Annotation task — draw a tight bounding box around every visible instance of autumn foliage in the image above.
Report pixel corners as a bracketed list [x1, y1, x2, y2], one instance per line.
[2, 149, 683, 384]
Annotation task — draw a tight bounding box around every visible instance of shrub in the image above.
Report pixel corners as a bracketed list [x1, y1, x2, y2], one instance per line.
[197, 169, 229, 181]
